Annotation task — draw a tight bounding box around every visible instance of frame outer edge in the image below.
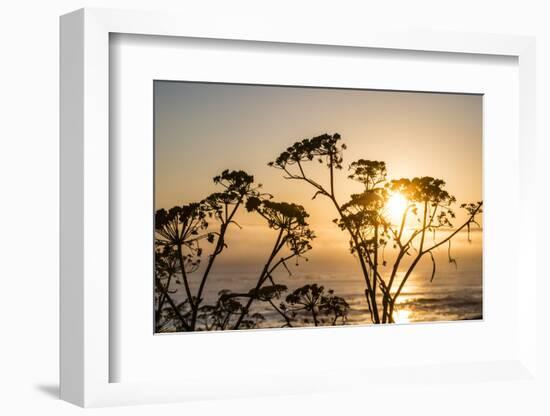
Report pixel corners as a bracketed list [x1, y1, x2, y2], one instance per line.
[518, 39, 537, 376]
[60, 8, 85, 407]
[58, 6, 539, 407]
[82, 8, 111, 407]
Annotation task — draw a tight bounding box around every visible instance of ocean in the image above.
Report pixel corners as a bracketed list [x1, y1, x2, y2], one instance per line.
[165, 231, 483, 329]
[201, 271, 480, 326]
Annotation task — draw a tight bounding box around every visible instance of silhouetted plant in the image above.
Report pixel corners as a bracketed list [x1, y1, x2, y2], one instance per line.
[250, 284, 294, 327]
[189, 170, 261, 329]
[378, 177, 465, 321]
[161, 298, 192, 332]
[154, 169, 261, 331]
[196, 290, 265, 331]
[154, 246, 190, 331]
[196, 282, 349, 329]
[231, 198, 315, 329]
[280, 284, 350, 326]
[155, 203, 210, 313]
[284, 284, 324, 325]
[319, 289, 350, 326]
[270, 133, 483, 324]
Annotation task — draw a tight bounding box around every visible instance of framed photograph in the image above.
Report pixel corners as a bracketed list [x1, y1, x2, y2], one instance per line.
[60, 8, 538, 408]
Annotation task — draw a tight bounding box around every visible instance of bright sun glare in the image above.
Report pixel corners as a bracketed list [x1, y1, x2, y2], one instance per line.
[394, 309, 411, 324]
[386, 192, 408, 223]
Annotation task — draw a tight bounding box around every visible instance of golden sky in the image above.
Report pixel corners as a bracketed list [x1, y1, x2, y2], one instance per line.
[154, 81, 482, 271]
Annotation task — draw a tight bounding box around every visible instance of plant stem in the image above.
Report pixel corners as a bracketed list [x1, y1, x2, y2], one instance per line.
[155, 272, 174, 330]
[233, 228, 285, 330]
[388, 202, 482, 320]
[190, 203, 240, 330]
[330, 195, 380, 323]
[155, 278, 190, 331]
[176, 242, 195, 309]
[311, 306, 319, 326]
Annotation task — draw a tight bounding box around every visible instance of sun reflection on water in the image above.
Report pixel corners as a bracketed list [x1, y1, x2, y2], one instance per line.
[394, 309, 411, 324]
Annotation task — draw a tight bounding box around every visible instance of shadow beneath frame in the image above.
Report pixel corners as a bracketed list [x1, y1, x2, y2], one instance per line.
[34, 383, 59, 399]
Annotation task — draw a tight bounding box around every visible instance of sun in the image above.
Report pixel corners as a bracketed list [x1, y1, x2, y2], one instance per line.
[386, 192, 408, 223]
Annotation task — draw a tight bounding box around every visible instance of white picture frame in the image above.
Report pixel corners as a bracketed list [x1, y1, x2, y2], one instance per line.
[60, 7, 538, 408]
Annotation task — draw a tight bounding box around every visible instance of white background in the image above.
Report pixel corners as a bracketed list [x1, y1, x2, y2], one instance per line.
[1, 1, 549, 415]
